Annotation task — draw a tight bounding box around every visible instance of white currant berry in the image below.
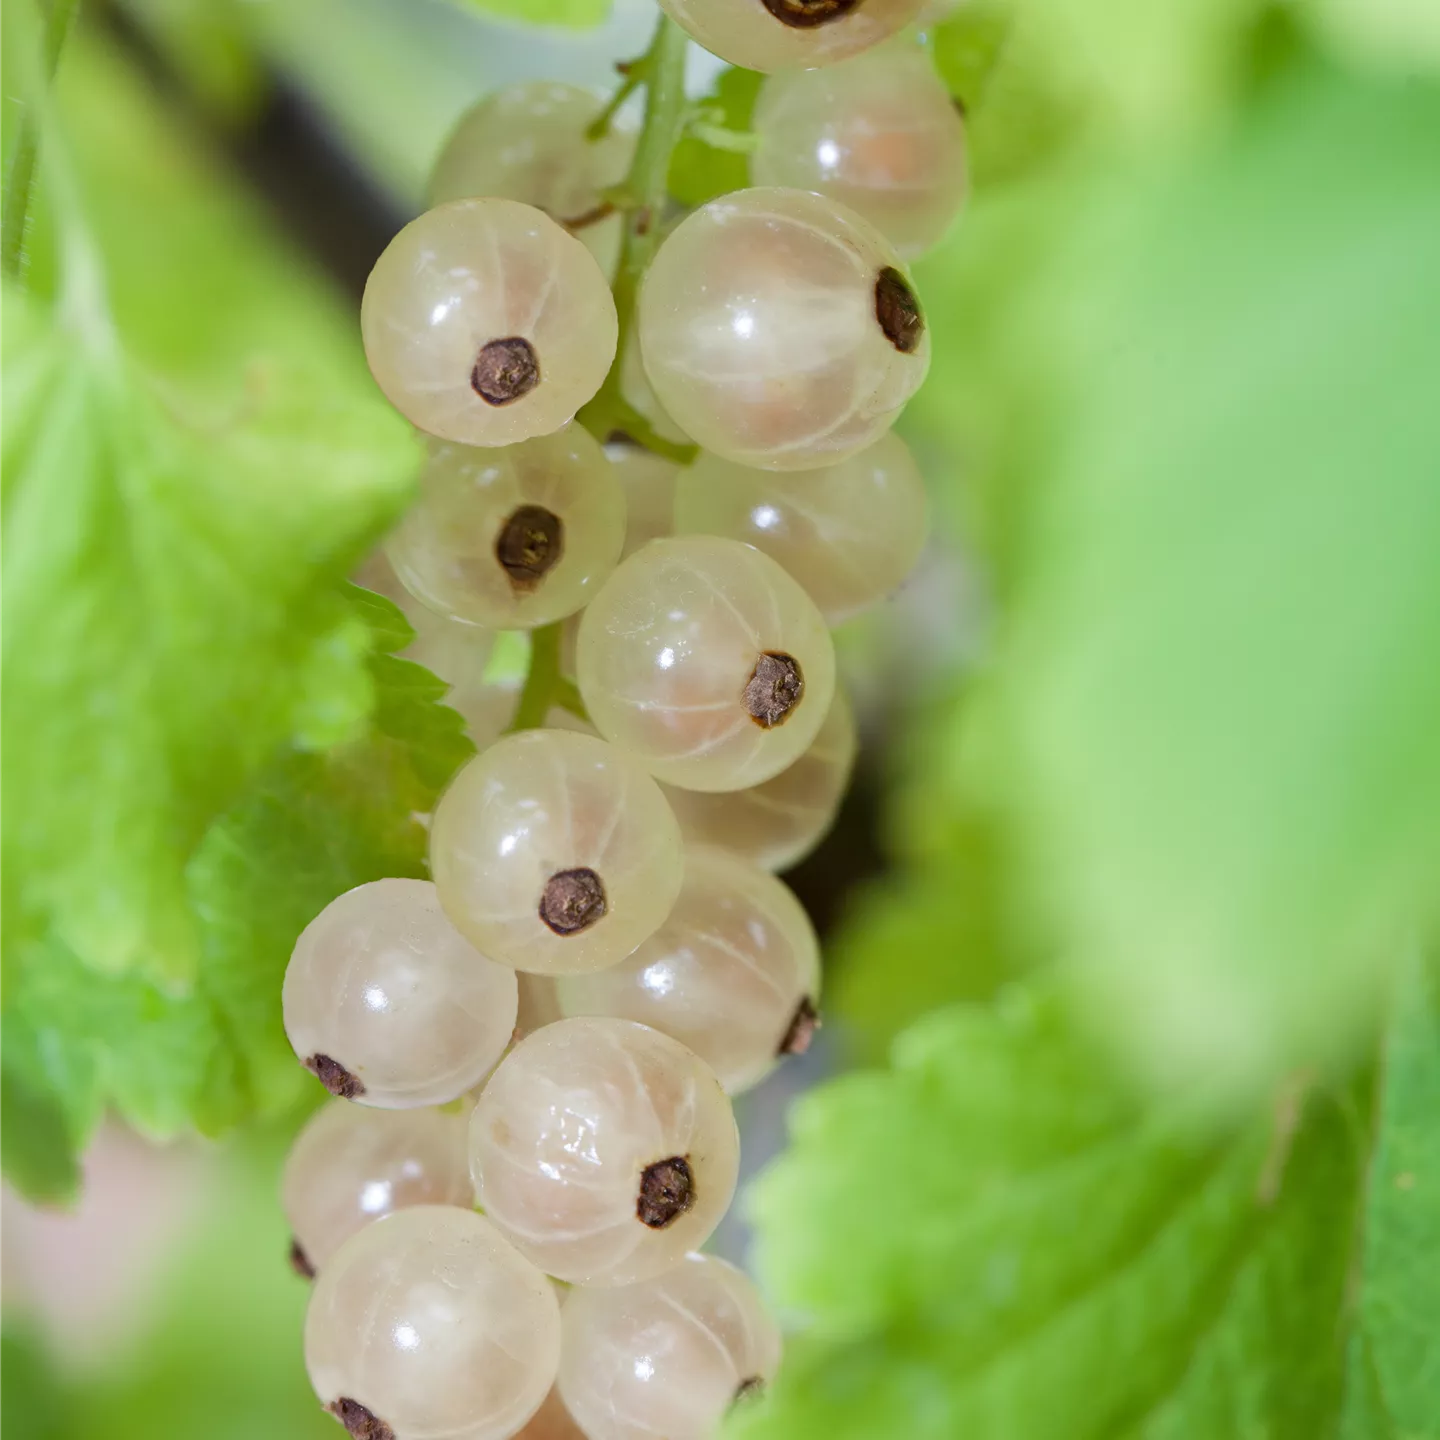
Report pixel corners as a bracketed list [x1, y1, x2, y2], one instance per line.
[752, 43, 968, 258]
[576, 536, 836, 792]
[469, 1018, 739, 1286]
[304, 1205, 560, 1440]
[661, 687, 857, 871]
[621, 339, 691, 446]
[638, 187, 929, 471]
[430, 730, 683, 975]
[362, 198, 618, 447]
[558, 1253, 782, 1440]
[657, 0, 923, 73]
[429, 82, 634, 277]
[555, 845, 821, 1093]
[674, 432, 928, 622]
[282, 1102, 473, 1278]
[386, 426, 626, 629]
[282, 879, 518, 1108]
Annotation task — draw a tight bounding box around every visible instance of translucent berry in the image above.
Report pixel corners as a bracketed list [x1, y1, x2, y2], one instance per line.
[429, 82, 634, 276]
[661, 687, 857, 871]
[638, 187, 929, 471]
[555, 845, 821, 1093]
[469, 1018, 739, 1285]
[282, 1102, 473, 1276]
[430, 730, 683, 975]
[386, 425, 625, 629]
[304, 1205, 560, 1440]
[362, 198, 617, 447]
[657, 0, 923, 73]
[557, 1253, 782, 1440]
[576, 536, 836, 792]
[752, 43, 968, 258]
[674, 432, 928, 622]
[282, 879, 518, 1108]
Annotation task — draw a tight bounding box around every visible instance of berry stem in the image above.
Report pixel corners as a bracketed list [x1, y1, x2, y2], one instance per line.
[578, 13, 697, 464]
[1, 0, 81, 282]
[508, 621, 588, 733]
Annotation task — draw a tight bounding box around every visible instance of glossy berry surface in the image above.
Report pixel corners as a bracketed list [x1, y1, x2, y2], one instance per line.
[282, 1102, 473, 1276]
[674, 431, 929, 622]
[362, 198, 617, 447]
[660, 687, 857, 871]
[282, 879, 518, 1108]
[387, 425, 625, 629]
[608, 443, 679, 560]
[469, 1018, 739, 1286]
[304, 1205, 560, 1440]
[752, 42, 968, 258]
[638, 188, 929, 471]
[429, 82, 634, 276]
[577, 536, 836, 792]
[557, 1253, 782, 1440]
[657, 0, 923, 74]
[430, 730, 684, 974]
[555, 845, 822, 1093]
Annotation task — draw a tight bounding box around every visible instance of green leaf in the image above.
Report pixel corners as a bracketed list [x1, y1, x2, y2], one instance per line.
[734, 963, 1438, 1440]
[2, 284, 416, 987]
[944, 61, 1440, 1098]
[1, 591, 470, 1174]
[0, 1056, 81, 1205]
[451, 0, 610, 29]
[669, 66, 762, 209]
[1342, 952, 1440, 1436]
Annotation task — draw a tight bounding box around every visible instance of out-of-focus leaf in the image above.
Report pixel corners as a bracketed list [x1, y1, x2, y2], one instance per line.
[113, 0, 266, 125]
[0, 1059, 81, 1206]
[944, 61, 1440, 1099]
[1305, 0, 1440, 71]
[734, 964, 1438, 1440]
[668, 66, 761, 208]
[453, 0, 611, 29]
[2, 30, 423, 988]
[1, 282, 415, 987]
[1, 589, 470, 1173]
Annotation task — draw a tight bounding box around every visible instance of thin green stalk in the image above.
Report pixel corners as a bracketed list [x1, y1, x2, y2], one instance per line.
[513, 15, 694, 731]
[507, 623, 570, 733]
[1, 0, 82, 281]
[578, 13, 695, 458]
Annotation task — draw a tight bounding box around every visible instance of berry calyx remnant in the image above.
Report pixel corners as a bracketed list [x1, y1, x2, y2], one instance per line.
[744, 651, 804, 727]
[307, 1054, 364, 1100]
[637, 1155, 696, 1228]
[539, 868, 608, 935]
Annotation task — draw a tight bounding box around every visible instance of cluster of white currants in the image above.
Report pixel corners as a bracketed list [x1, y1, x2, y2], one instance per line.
[281, 7, 961, 1440]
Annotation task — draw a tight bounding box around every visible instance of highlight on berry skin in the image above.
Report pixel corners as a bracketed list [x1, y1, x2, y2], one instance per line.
[281, 879, 518, 1109]
[557, 1253, 783, 1440]
[555, 844, 823, 1093]
[385, 424, 626, 630]
[429, 81, 635, 277]
[577, 535, 838, 792]
[657, 0, 923, 72]
[752, 40, 969, 259]
[282, 1102, 473, 1277]
[429, 729, 685, 975]
[674, 431, 930, 623]
[361, 197, 618, 448]
[303, 1206, 560, 1440]
[637, 187, 930, 471]
[660, 686, 859, 871]
[468, 1017, 740, 1286]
